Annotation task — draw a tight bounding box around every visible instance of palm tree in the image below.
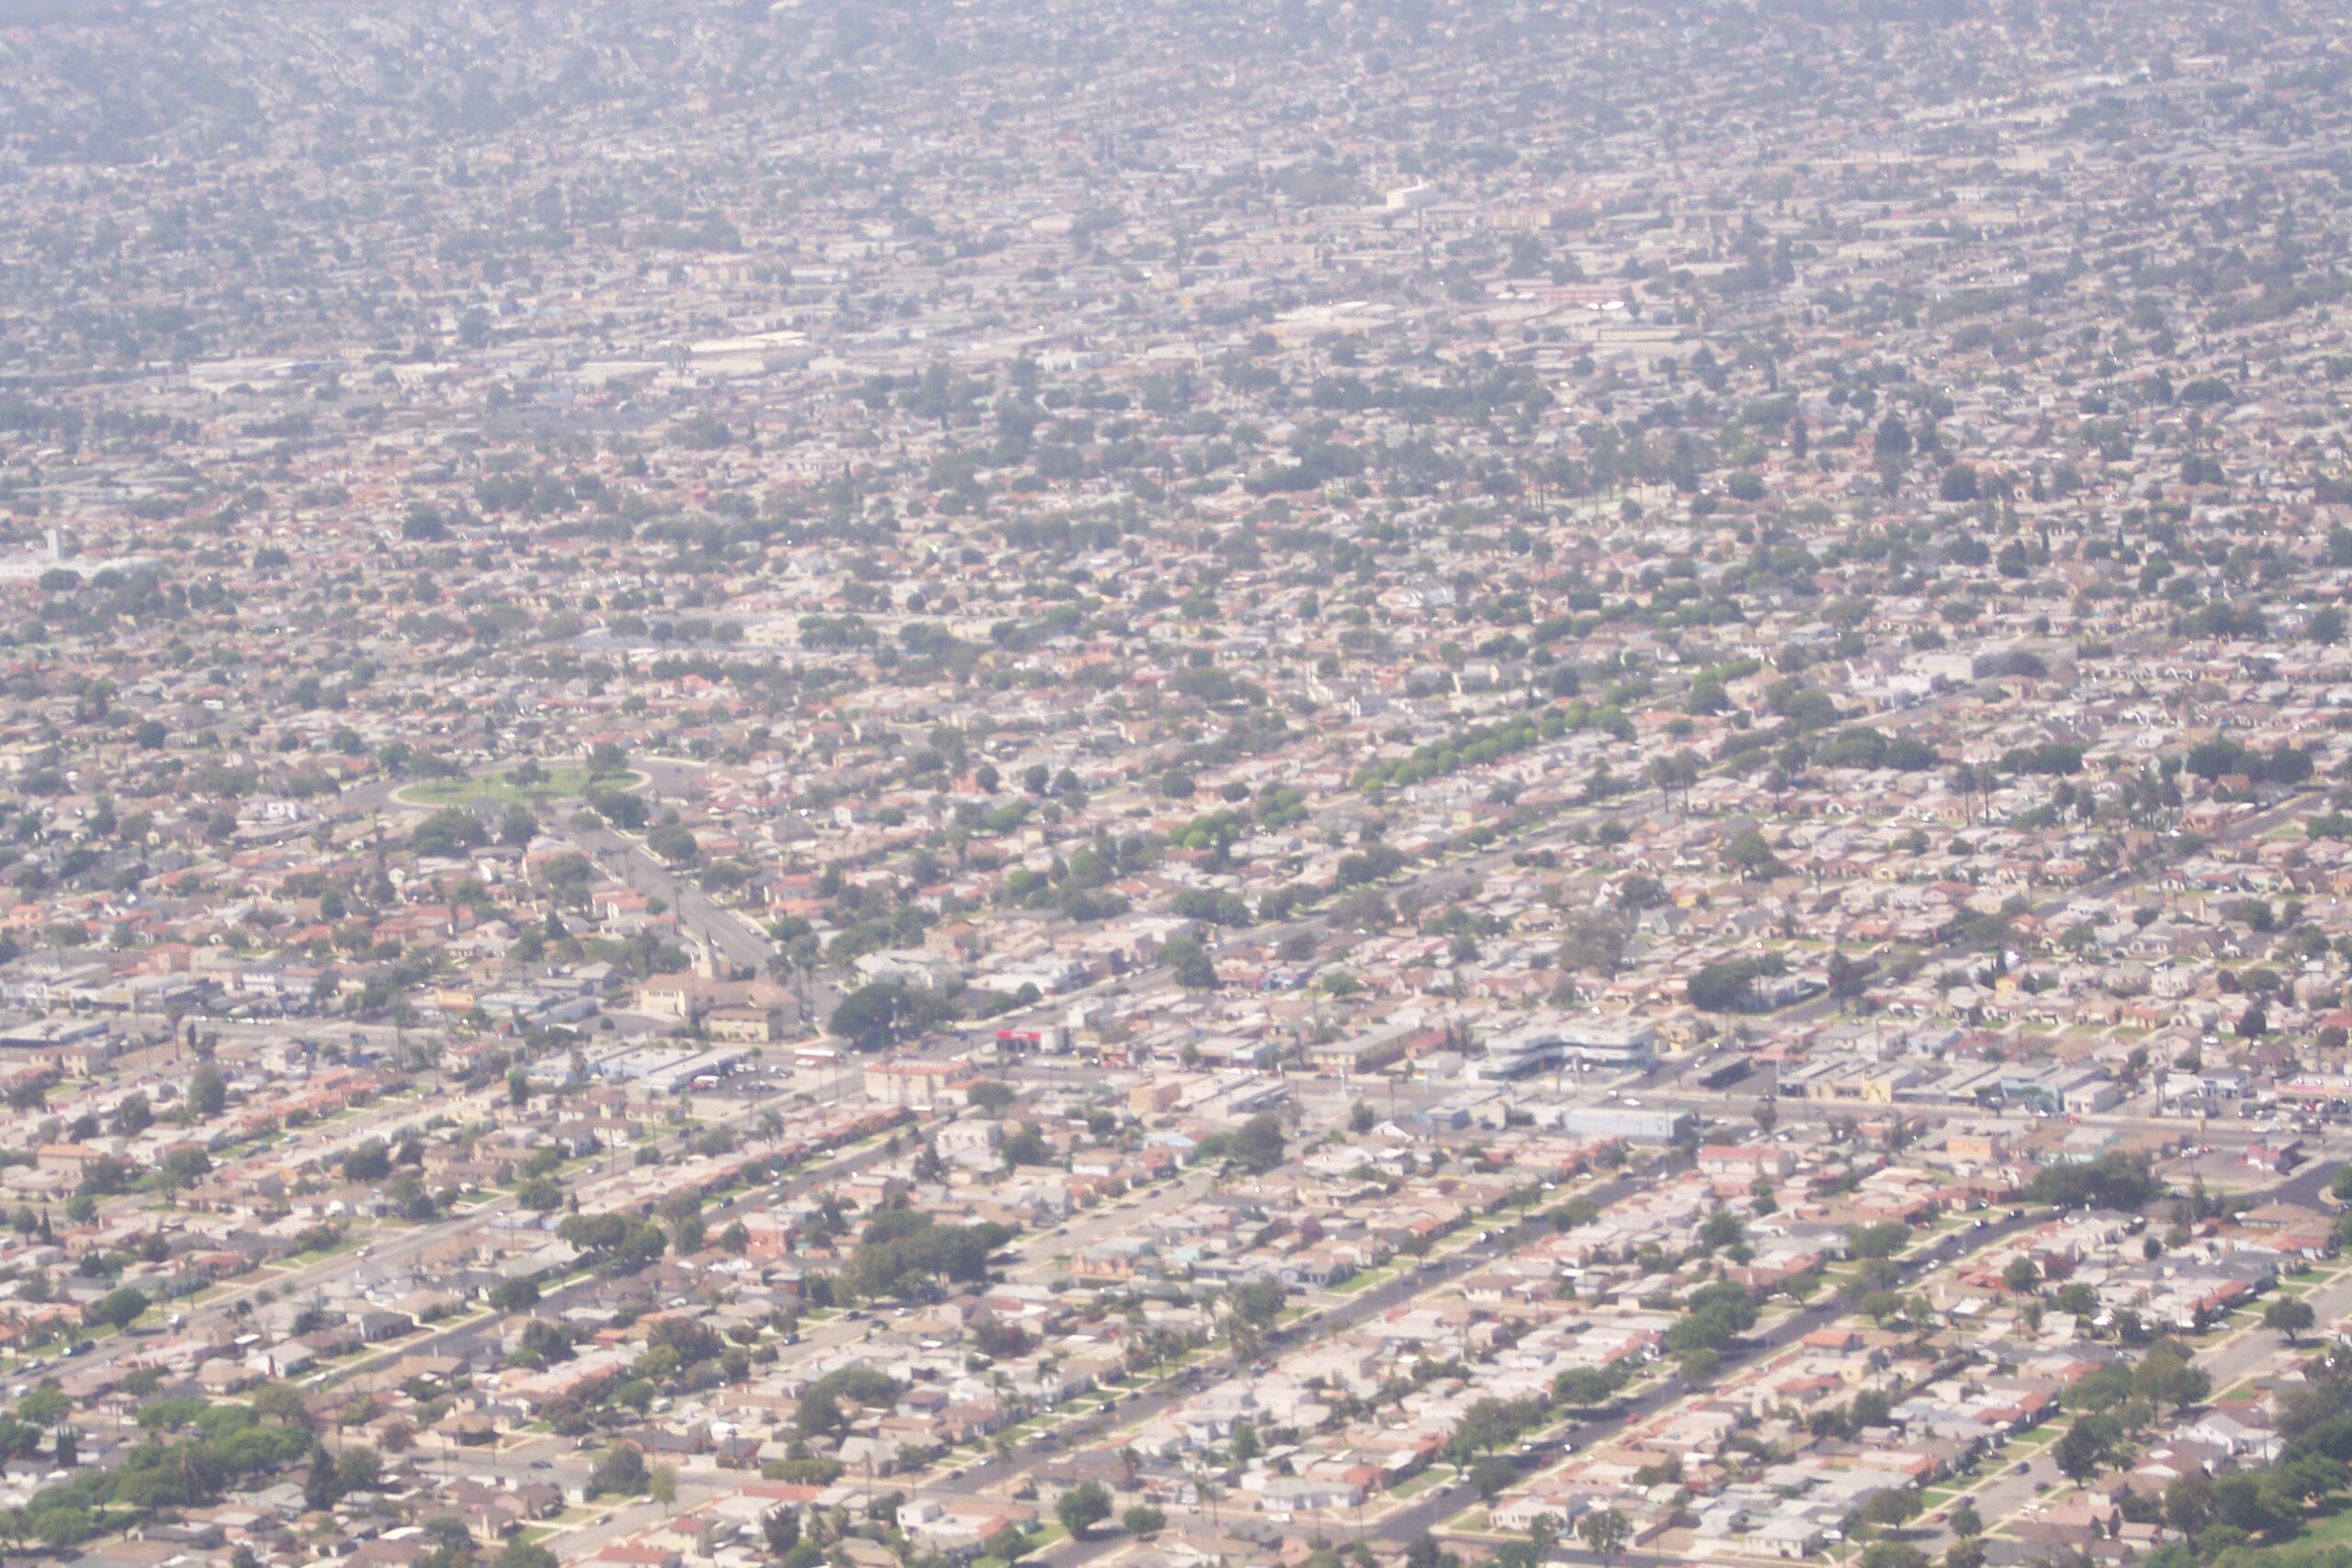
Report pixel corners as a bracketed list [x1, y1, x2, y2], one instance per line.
[1192, 1461, 1223, 1524]
[1646, 750, 1702, 814]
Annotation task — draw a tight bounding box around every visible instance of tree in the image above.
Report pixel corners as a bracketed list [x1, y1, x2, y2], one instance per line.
[967, 1080, 1018, 1115]
[2134, 1340, 2211, 1414]
[1614, 874, 1667, 913]
[1699, 1207, 1746, 1251]
[334, 1446, 382, 1495]
[1166, 938, 1219, 992]
[1467, 1456, 1519, 1500]
[1859, 1291, 1907, 1327]
[1645, 750, 1700, 812]
[650, 1464, 678, 1513]
[17, 1387, 67, 1431]
[77, 1154, 133, 1196]
[2165, 1472, 2215, 1537]
[304, 1440, 343, 1511]
[2026, 1151, 2163, 1210]
[590, 1443, 649, 1496]
[187, 1065, 227, 1119]
[1578, 1507, 1631, 1567]
[828, 982, 947, 1053]
[763, 1506, 801, 1556]
[2054, 1414, 2117, 1483]
[646, 823, 700, 866]
[1723, 827, 1788, 880]
[1227, 1278, 1287, 1332]
[1826, 950, 1873, 1002]
[1553, 1367, 1625, 1408]
[1555, 910, 1628, 976]
[1123, 1506, 1167, 1537]
[2052, 1282, 2098, 1319]
[88, 1286, 147, 1332]
[2265, 1298, 2317, 1344]
[497, 1545, 560, 1568]
[490, 1278, 541, 1314]
[157, 1145, 212, 1201]
[1688, 955, 1770, 1012]
[1861, 1545, 1929, 1568]
[251, 1380, 314, 1429]
[2002, 1257, 2041, 1296]
[1948, 1500, 1983, 1540]
[1227, 1113, 1285, 1173]
[1057, 1482, 1112, 1539]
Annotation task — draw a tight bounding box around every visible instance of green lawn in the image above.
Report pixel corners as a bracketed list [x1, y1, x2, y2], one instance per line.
[400, 765, 624, 809]
[2214, 1504, 2352, 1568]
[1392, 1464, 1457, 1499]
[288, 1235, 364, 1267]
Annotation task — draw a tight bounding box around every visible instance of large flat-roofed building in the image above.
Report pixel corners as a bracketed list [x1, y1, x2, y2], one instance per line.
[1478, 1019, 1656, 1080]
[863, 1059, 978, 1111]
[1553, 1106, 1692, 1145]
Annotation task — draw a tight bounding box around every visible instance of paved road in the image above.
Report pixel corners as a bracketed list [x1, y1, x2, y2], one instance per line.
[947, 1201, 2042, 1568]
[913, 1159, 1689, 1510]
[322, 755, 786, 994]
[1345, 1213, 2044, 1551]
[64, 1074, 876, 1386]
[1935, 1244, 2352, 1545]
[313, 682, 2312, 1097]
[569, 818, 776, 978]
[436, 1154, 1231, 1557]
[276, 688, 2332, 1562]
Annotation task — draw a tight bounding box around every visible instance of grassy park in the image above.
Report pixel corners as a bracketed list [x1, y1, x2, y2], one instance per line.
[399, 764, 629, 809]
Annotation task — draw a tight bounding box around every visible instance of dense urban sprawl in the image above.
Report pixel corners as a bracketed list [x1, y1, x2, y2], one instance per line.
[4, 7, 2352, 1568]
